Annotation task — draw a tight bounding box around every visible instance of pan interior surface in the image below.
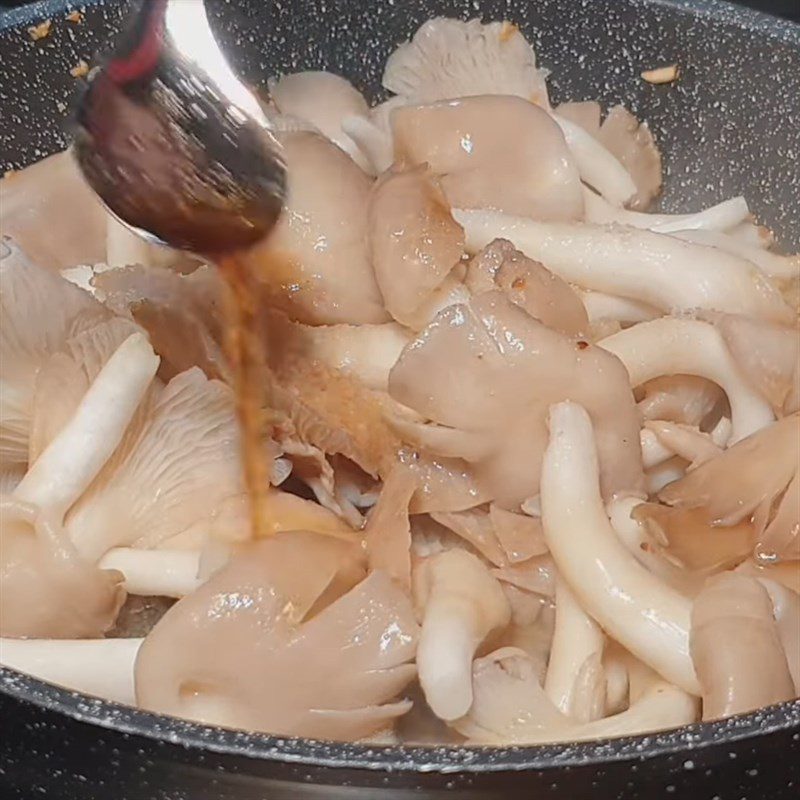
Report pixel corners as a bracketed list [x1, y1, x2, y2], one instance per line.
[0, 0, 798, 777]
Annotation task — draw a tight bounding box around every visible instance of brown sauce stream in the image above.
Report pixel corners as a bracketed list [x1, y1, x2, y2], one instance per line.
[218, 254, 272, 540]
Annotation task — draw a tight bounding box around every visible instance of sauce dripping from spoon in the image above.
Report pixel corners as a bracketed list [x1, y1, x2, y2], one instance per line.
[73, 0, 287, 539]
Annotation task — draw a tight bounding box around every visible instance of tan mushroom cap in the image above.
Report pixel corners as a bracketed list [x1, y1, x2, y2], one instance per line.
[136, 531, 420, 741]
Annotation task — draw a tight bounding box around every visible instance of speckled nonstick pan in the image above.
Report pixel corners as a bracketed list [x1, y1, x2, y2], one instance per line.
[0, 1, 798, 798]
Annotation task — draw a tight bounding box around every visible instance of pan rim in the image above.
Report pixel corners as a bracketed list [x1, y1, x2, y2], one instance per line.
[2, 666, 799, 772]
[1, 0, 800, 41]
[1, 0, 799, 775]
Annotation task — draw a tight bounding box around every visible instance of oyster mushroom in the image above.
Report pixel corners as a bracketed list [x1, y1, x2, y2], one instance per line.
[268, 71, 372, 172]
[579, 290, 659, 326]
[556, 102, 662, 210]
[92, 263, 229, 383]
[341, 97, 405, 176]
[659, 413, 799, 561]
[454, 647, 698, 744]
[540, 401, 699, 694]
[712, 313, 800, 415]
[364, 464, 417, 588]
[455, 210, 793, 324]
[0, 150, 107, 269]
[431, 507, 509, 567]
[383, 18, 550, 107]
[389, 291, 644, 508]
[674, 230, 800, 281]
[1, 242, 112, 466]
[637, 375, 726, 427]
[369, 165, 465, 328]
[0, 637, 142, 705]
[136, 532, 419, 740]
[266, 310, 411, 393]
[0, 497, 125, 639]
[599, 318, 775, 442]
[633, 503, 755, 574]
[544, 578, 606, 721]
[414, 548, 511, 721]
[489, 504, 548, 564]
[757, 579, 800, 693]
[27, 317, 144, 465]
[15, 333, 158, 515]
[690, 572, 795, 720]
[641, 419, 725, 471]
[551, 114, 637, 207]
[465, 238, 588, 336]
[65, 367, 256, 560]
[245, 132, 388, 325]
[98, 548, 204, 599]
[582, 186, 750, 233]
[2, 333, 160, 638]
[392, 96, 583, 221]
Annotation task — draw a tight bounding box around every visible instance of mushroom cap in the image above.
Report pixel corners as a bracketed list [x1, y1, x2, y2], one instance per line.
[383, 18, 549, 107]
[392, 96, 583, 221]
[389, 291, 643, 506]
[135, 532, 420, 741]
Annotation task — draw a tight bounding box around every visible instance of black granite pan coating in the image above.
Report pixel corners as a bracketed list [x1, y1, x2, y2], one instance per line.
[0, 1, 799, 798]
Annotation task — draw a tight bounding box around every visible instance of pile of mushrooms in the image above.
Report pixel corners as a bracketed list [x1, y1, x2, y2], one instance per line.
[0, 17, 797, 744]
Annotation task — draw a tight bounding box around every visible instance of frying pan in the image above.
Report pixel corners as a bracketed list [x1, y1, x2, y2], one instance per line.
[0, 1, 798, 798]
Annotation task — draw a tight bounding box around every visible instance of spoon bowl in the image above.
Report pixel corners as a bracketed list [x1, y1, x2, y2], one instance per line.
[73, 0, 286, 256]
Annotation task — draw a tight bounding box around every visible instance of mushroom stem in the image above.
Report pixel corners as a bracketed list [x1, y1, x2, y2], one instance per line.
[640, 428, 673, 469]
[758, 579, 800, 693]
[548, 681, 698, 744]
[14, 333, 159, 513]
[98, 548, 203, 598]
[646, 455, 686, 495]
[414, 549, 511, 721]
[673, 229, 800, 280]
[582, 188, 750, 233]
[453, 210, 791, 323]
[600, 318, 775, 442]
[541, 401, 699, 694]
[690, 573, 794, 720]
[0, 637, 142, 705]
[581, 290, 659, 325]
[606, 496, 685, 580]
[552, 114, 637, 207]
[545, 578, 605, 720]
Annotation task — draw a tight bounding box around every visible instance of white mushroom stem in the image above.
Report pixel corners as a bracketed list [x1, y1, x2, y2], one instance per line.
[599, 318, 775, 442]
[580, 290, 659, 325]
[98, 548, 204, 598]
[341, 115, 393, 175]
[606, 497, 664, 569]
[646, 455, 686, 495]
[414, 549, 511, 721]
[759, 579, 800, 693]
[544, 681, 698, 744]
[582, 188, 750, 233]
[14, 333, 159, 513]
[551, 115, 637, 207]
[728, 221, 773, 249]
[603, 652, 631, 715]
[453, 209, 792, 323]
[0, 637, 142, 705]
[673, 229, 800, 280]
[541, 402, 700, 694]
[641, 418, 731, 470]
[648, 420, 724, 468]
[640, 428, 673, 469]
[544, 578, 606, 721]
[709, 415, 733, 447]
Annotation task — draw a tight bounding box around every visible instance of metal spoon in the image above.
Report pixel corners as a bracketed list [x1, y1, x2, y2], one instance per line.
[73, 0, 286, 256]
